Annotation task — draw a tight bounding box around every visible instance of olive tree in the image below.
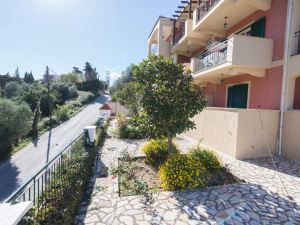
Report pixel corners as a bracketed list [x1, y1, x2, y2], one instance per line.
[0, 99, 32, 156]
[4, 81, 23, 98]
[132, 55, 207, 153]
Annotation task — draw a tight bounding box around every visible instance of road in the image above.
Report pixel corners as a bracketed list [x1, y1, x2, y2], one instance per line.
[0, 95, 109, 201]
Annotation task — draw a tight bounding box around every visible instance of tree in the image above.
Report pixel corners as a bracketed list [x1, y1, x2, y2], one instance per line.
[76, 80, 105, 95]
[132, 55, 207, 153]
[52, 82, 78, 104]
[112, 82, 141, 115]
[15, 67, 20, 79]
[0, 99, 32, 156]
[83, 62, 97, 81]
[60, 73, 79, 84]
[110, 65, 134, 94]
[4, 81, 23, 98]
[72, 67, 82, 74]
[24, 72, 34, 83]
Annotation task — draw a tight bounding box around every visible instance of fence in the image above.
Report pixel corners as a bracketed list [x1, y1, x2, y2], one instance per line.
[195, 0, 221, 23]
[5, 132, 91, 222]
[192, 40, 228, 73]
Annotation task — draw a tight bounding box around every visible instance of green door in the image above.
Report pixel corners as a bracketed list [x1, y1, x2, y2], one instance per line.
[227, 84, 249, 109]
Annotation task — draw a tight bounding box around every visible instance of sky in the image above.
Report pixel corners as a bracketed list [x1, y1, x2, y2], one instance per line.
[0, 0, 177, 82]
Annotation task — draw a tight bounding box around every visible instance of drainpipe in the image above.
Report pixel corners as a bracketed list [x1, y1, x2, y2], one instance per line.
[279, 0, 293, 156]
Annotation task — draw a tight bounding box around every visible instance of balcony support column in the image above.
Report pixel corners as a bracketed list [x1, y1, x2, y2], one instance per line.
[189, 0, 192, 19]
[172, 20, 176, 46]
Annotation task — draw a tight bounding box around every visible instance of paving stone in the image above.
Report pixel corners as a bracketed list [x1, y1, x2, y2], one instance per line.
[74, 119, 300, 225]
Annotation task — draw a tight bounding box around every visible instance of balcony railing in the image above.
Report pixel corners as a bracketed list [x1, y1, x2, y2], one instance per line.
[192, 40, 228, 73]
[172, 22, 186, 47]
[195, 0, 221, 23]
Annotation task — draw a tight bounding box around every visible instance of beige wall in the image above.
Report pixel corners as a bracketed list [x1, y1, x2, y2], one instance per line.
[109, 102, 130, 116]
[236, 109, 279, 159]
[183, 108, 280, 159]
[183, 108, 239, 157]
[282, 110, 300, 161]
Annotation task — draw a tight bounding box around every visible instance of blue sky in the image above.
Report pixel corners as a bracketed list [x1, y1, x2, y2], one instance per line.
[0, 0, 177, 81]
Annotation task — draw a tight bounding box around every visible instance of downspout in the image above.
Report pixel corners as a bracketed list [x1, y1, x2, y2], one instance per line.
[279, 0, 293, 156]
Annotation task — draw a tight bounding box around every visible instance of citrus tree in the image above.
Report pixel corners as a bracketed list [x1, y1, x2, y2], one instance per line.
[132, 55, 206, 153]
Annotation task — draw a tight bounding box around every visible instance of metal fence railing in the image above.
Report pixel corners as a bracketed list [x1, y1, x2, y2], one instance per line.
[192, 40, 228, 73]
[195, 0, 221, 23]
[5, 133, 85, 213]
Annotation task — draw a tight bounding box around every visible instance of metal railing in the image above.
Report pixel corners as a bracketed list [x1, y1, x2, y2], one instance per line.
[196, 0, 221, 23]
[192, 40, 228, 73]
[172, 22, 186, 47]
[5, 133, 85, 211]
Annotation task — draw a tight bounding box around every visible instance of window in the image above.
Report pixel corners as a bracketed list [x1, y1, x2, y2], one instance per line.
[227, 83, 249, 109]
[237, 17, 266, 38]
[237, 26, 251, 36]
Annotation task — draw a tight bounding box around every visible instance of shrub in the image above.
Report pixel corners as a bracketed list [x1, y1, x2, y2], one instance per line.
[142, 139, 178, 167]
[158, 153, 207, 191]
[117, 113, 128, 138]
[42, 116, 59, 129]
[113, 115, 145, 139]
[189, 147, 221, 171]
[80, 93, 96, 104]
[34, 127, 106, 225]
[56, 105, 70, 122]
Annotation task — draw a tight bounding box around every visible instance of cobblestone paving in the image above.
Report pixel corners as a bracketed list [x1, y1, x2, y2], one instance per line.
[75, 124, 300, 225]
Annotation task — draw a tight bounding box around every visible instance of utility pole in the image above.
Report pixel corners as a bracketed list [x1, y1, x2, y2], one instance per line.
[45, 66, 52, 127]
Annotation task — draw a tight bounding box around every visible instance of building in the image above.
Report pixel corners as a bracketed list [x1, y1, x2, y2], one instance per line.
[147, 0, 300, 160]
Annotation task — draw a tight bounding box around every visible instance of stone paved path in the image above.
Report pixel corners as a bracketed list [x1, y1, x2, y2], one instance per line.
[75, 122, 300, 225]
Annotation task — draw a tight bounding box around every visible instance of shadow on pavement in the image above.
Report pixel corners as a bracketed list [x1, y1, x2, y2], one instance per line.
[242, 156, 300, 179]
[170, 183, 300, 224]
[0, 160, 20, 202]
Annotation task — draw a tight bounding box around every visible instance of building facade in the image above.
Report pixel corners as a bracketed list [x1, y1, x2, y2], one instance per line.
[148, 0, 300, 160]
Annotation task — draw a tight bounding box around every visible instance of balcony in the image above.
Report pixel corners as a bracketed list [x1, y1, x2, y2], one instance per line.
[191, 35, 273, 83]
[289, 31, 300, 78]
[193, 0, 271, 37]
[148, 17, 173, 58]
[171, 19, 209, 56]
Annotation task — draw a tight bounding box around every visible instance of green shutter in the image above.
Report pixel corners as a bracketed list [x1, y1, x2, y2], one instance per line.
[251, 17, 266, 38]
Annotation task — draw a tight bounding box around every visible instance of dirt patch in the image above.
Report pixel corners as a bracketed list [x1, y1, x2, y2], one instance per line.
[134, 158, 162, 191]
[116, 156, 241, 197]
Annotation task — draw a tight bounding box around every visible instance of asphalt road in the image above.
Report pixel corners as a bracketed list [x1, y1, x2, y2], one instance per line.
[0, 95, 109, 202]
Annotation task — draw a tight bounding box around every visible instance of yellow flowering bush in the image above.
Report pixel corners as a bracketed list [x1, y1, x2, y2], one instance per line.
[142, 139, 178, 167]
[158, 153, 207, 191]
[190, 147, 221, 171]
